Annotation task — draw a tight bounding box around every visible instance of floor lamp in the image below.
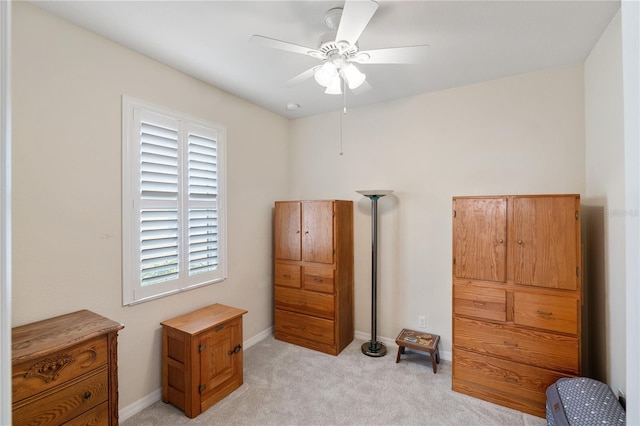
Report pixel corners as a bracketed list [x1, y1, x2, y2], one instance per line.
[357, 190, 393, 357]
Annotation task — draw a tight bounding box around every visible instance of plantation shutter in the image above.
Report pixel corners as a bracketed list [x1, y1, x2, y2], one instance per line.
[139, 121, 180, 286]
[123, 97, 227, 305]
[187, 128, 219, 276]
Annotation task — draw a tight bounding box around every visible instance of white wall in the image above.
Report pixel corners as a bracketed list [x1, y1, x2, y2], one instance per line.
[1, 1, 11, 424]
[11, 2, 289, 410]
[584, 10, 626, 395]
[621, 0, 640, 423]
[290, 66, 586, 355]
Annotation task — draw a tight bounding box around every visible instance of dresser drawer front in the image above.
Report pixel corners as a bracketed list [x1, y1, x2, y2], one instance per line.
[13, 367, 109, 426]
[303, 266, 335, 293]
[274, 309, 335, 345]
[275, 287, 335, 319]
[12, 336, 108, 402]
[453, 349, 570, 411]
[275, 263, 301, 288]
[63, 401, 108, 425]
[453, 284, 506, 322]
[514, 292, 578, 335]
[453, 317, 579, 374]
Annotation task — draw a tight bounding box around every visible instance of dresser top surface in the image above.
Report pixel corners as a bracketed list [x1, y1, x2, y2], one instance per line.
[161, 303, 247, 335]
[12, 309, 124, 364]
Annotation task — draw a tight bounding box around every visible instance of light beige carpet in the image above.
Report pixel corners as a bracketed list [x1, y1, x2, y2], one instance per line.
[123, 335, 547, 426]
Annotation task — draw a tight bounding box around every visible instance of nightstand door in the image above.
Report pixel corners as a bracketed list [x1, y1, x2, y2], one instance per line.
[199, 319, 242, 402]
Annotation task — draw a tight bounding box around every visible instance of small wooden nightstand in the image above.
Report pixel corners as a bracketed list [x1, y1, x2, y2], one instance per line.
[161, 303, 247, 418]
[395, 328, 441, 374]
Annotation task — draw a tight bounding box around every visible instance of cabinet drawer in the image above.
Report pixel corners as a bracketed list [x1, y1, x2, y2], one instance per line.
[514, 292, 578, 335]
[13, 367, 109, 426]
[453, 284, 506, 322]
[12, 336, 108, 402]
[304, 266, 334, 293]
[453, 349, 570, 415]
[453, 317, 579, 374]
[274, 309, 335, 346]
[275, 287, 335, 320]
[275, 263, 301, 288]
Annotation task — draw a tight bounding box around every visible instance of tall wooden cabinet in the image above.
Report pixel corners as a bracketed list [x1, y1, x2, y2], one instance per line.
[274, 200, 354, 355]
[452, 194, 582, 417]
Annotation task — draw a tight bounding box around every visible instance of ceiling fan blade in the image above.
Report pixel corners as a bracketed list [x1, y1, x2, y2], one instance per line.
[353, 45, 430, 64]
[284, 67, 318, 87]
[335, 0, 379, 48]
[250, 35, 323, 58]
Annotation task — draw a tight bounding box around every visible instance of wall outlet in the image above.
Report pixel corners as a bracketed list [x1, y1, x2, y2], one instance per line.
[418, 316, 426, 328]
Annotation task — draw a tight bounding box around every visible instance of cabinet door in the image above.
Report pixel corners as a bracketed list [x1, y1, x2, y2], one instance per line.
[275, 202, 301, 261]
[453, 198, 507, 282]
[512, 196, 578, 290]
[302, 201, 334, 264]
[199, 320, 241, 401]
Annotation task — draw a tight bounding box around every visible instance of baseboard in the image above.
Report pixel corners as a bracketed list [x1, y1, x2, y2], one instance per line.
[118, 326, 274, 422]
[354, 329, 452, 362]
[119, 387, 162, 422]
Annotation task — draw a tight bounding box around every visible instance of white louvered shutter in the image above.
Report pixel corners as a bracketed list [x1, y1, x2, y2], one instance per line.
[123, 97, 226, 305]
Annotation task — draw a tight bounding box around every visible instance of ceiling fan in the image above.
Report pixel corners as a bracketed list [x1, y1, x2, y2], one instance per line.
[250, 0, 429, 95]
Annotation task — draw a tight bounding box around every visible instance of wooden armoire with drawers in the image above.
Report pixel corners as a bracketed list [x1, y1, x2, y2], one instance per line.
[452, 194, 582, 417]
[273, 200, 354, 355]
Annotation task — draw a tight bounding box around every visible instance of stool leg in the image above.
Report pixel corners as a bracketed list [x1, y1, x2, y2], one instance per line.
[430, 351, 437, 374]
[396, 346, 404, 363]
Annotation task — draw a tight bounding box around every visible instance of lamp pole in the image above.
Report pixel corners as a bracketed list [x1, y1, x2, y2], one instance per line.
[357, 190, 393, 357]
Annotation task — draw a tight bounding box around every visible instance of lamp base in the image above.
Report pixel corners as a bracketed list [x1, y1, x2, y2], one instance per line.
[361, 341, 387, 357]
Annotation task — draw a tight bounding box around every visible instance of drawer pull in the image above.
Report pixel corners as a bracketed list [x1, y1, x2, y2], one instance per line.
[503, 341, 519, 348]
[537, 310, 553, 317]
[83, 391, 92, 399]
[298, 300, 307, 305]
[503, 376, 519, 383]
[228, 345, 242, 356]
[283, 274, 292, 278]
[314, 278, 324, 282]
[472, 301, 486, 306]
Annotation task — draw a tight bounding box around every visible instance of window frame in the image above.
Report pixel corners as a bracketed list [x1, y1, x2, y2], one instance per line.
[122, 96, 227, 305]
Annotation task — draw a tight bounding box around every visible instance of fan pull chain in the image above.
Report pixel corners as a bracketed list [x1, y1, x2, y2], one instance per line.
[339, 78, 346, 156]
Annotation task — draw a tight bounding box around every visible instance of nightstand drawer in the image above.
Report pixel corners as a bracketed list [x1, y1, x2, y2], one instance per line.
[12, 336, 108, 402]
[275, 286, 335, 319]
[453, 317, 579, 374]
[454, 284, 506, 322]
[514, 292, 578, 335]
[13, 367, 108, 426]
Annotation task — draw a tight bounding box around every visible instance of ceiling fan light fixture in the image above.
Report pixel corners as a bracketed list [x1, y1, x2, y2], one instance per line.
[314, 61, 338, 87]
[340, 63, 366, 89]
[324, 74, 343, 95]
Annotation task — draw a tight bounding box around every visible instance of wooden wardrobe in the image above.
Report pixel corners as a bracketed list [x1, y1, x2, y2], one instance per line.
[273, 200, 354, 355]
[452, 194, 582, 417]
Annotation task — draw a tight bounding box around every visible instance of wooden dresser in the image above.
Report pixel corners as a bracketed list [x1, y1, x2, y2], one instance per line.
[452, 194, 582, 417]
[161, 303, 247, 418]
[273, 200, 354, 356]
[12, 310, 124, 425]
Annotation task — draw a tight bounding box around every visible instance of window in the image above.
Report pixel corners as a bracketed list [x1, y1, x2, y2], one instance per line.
[122, 97, 226, 305]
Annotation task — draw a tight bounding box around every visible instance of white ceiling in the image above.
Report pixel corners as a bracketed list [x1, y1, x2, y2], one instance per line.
[31, 0, 620, 119]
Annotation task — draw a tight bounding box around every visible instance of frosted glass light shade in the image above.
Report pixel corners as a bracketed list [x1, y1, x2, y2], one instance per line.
[314, 62, 338, 87]
[324, 75, 342, 95]
[340, 63, 366, 89]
